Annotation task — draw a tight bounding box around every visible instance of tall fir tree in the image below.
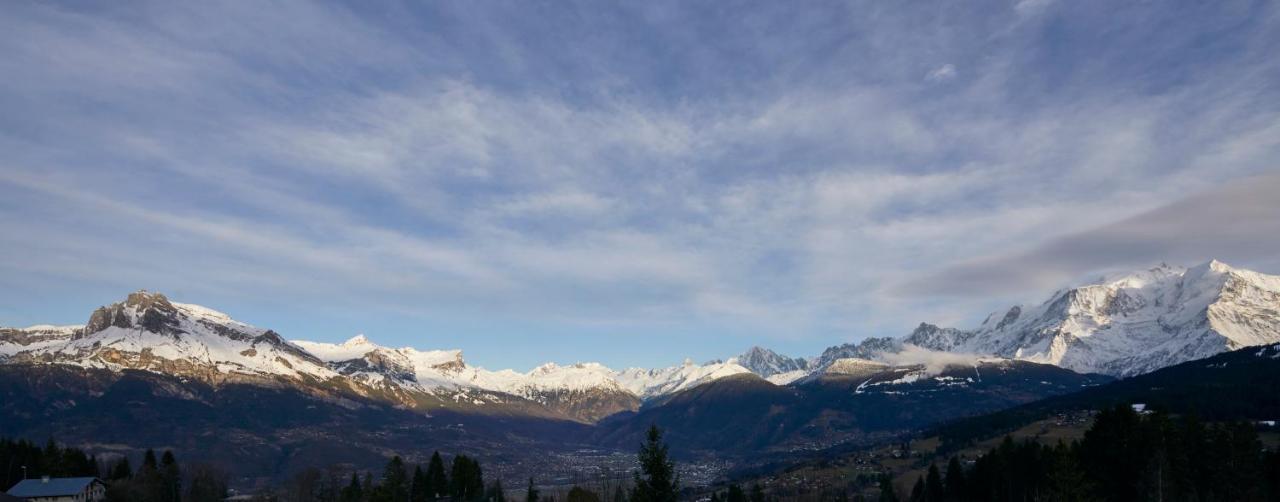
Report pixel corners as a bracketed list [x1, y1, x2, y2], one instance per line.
[526, 477, 540, 502]
[427, 452, 448, 499]
[486, 479, 506, 502]
[160, 450, 181, 502]
[341, 472, 364, 502]
[374, 455, 408, 502]
[725, 484, 746, 502]
[943, 457, 965, 502]
[629, 425, 678, 502]
[909, 476, 925, 502]
[411, 465, 429, 502]
[109, 457, 132, 481]
[924, 464, 944, 502]
[877, 474, 897, 502]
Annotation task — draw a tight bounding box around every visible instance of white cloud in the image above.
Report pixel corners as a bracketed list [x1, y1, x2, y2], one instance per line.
[925, 63, 957, 82]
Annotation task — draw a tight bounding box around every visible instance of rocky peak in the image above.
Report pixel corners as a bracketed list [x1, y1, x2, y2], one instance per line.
[813, 337, 903, 369]
[85, 290, 181, 336]
[123, 290, 175, 310]
[735, 346, 808, 378]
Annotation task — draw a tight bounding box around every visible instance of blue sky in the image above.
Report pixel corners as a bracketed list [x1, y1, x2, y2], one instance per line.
[2, 0, 1278, 370]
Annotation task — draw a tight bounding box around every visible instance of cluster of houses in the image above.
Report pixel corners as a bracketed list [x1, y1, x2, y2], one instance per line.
[3, 477, 105, 502]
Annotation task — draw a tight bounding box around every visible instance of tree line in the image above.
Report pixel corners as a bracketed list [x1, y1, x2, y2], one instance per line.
[1, 438, 228, 502]
[896, 405, 1280, 502]
[3, 424, 684, 502]
[281, 451, 496, 502]
[280, 424, 680, 502]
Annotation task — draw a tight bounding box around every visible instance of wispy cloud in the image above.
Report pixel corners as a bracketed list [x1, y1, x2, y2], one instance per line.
[1, 0, 1278, 369]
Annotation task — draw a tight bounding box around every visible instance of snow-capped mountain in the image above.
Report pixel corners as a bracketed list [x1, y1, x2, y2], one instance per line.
[0, 291, 770, 422]
[0, 324, 82, 360]
[294, 336, 641, 421]
[614, 358, 754, 399]
[732, 346, 809, 379]
[810, 337, 903, 370]
[6, 291, 339, 385]
[903, 260, 1280, 377]
[6, 259, 1275, 424]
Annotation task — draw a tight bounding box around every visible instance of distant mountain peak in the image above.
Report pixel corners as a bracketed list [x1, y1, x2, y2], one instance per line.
[734, 346, 808, 378]
[906, 259, 1280, 376]
[342, 334, 372, 347]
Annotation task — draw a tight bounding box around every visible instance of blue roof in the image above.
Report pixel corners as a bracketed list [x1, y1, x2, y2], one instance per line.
[7, 477, 100, 497]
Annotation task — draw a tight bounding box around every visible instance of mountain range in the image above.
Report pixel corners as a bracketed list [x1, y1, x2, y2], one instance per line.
[1, 259, 1277, 484]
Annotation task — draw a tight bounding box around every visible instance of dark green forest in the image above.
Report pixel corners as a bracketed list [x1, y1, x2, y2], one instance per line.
[1, 424, 684, 502]
[902, 406, 1280, 502]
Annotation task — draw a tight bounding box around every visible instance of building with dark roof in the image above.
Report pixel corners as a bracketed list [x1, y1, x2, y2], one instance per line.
[6, 476, 105, 502]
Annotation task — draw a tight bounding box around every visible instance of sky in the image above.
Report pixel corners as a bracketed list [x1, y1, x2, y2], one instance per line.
[1, 0, 1279, 371]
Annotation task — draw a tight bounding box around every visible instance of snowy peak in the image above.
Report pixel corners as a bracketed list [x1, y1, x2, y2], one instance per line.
[733, 346, 809, 378]
[905, 260, 1280, 376]
[812, 337, 903, 370]
[5, 291, 336, 384]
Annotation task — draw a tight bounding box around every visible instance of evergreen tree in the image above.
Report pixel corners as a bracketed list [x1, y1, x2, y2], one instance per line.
[373, 455, 409, 502]
[109, 457, 133, 481]
[629, 425, 678, 502]
[525, 477, 540, 502]
[449, 455, 484, 501]
[566, 486, 600, 502]
[725, 484, 746, 502]
[486, 479, 507, 502]
[341, 472, 364, 502]
[923, 464, 943, 502]
[877, 474, 897, 502]
[160, 450, 182, 502]
[748, 484, 765, 502]
[411, 465, 429, 502]
[185, 463, 228, 502]
[908, 476, 924, 502]
[943, 457, 964, 502]
[427, 452, 448, 499]
[612, 484, 626, 502]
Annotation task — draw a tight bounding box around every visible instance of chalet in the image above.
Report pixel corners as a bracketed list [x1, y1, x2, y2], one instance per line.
[6, 476, 105, 502]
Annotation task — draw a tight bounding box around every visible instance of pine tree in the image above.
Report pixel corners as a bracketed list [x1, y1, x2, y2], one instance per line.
[109, 457, 133, 480]
[526, 477, 540, 502]
[427, 452, 448, 499]
[341, 472, 364, 502]
[748, 484, 765, 502]
[725, 484, 746, 502]
[449, 455, 484, 501]
[629, 425, 678, 502]
[374, 455, 408, 502]
[924, 464, 944, 502]
[943, 457, 964, 502]
[878, 474, 898, 502]
[487, 479, 507, 502]
[184, 463, 228, 502]
[160, 450, 181, 502]
[908, 476, 924, 502]
[411, 465, 429, 502]
[566, 486, 600, 502]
